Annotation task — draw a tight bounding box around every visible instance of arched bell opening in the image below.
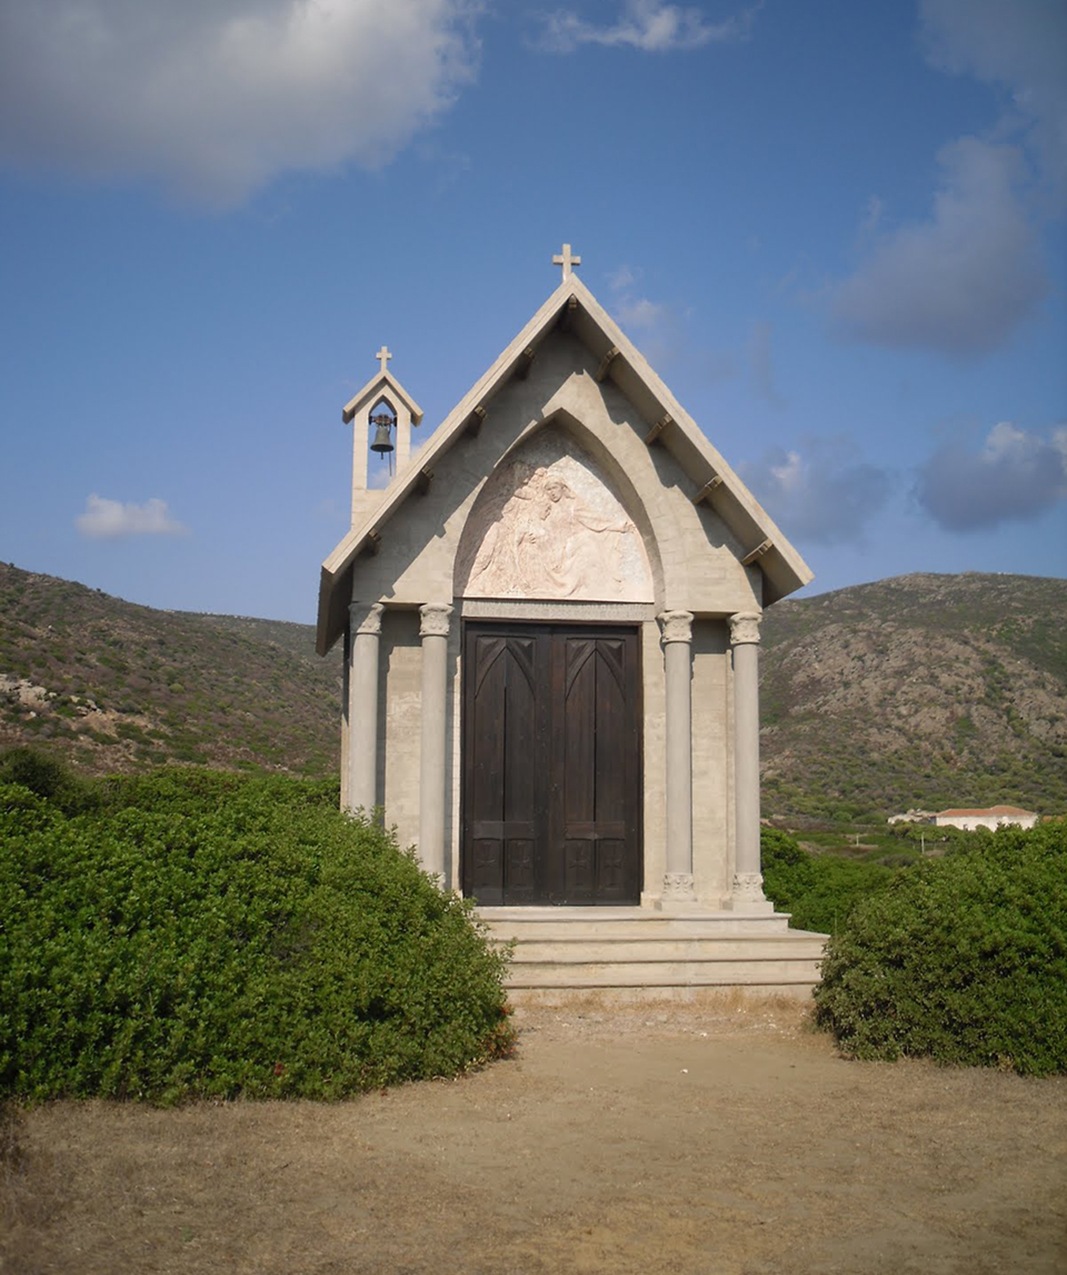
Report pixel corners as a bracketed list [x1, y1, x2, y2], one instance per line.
[365, 394, 399, 488]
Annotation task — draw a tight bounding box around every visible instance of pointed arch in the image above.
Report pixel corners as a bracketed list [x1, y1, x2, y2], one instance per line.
[453, 418, 660, 603]
[368, 393, 399, 418]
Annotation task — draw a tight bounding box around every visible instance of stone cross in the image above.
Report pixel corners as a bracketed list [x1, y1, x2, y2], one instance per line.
[375, 345, 392, 374]
[553, 243, 581, 281]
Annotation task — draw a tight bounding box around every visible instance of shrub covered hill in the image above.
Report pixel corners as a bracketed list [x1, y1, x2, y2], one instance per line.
[0, 562, 342, 776]
[760, 572, 1067, 822]
[1, 563, 1065, 818]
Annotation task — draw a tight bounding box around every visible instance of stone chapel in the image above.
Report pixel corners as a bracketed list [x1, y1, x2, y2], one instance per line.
[316, 246, 824, 994]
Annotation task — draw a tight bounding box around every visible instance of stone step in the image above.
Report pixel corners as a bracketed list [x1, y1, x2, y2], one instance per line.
[477, 907, 827, 995]
[478, 912, 795, 940]
[505, 935, 827, 963]
[507, 984, 816, 1004]
[482, 922, 799, 943]
[506, 957, 824, 988]
[477, 907, 783, 919]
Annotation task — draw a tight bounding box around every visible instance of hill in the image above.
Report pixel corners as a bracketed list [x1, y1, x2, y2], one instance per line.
[0, 563, 342, 775]
[759, 572, 1067, 821]
[2, 564, 1065, 819]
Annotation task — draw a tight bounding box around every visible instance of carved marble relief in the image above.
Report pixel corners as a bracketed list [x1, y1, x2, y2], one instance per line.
[455, 431, 654, 602]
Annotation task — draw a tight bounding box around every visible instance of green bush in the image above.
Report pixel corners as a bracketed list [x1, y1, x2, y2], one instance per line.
[813, 823, 1067, 1075]
[0, 746, 98, 816]
[0, 765, 512, 1103]
[94, 764, 340, 819]
[761, 828, 892, 933]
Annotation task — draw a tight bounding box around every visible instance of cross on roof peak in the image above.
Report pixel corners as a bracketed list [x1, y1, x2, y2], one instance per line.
[375, 345, 392, 374]
[553, 243, 581, 281]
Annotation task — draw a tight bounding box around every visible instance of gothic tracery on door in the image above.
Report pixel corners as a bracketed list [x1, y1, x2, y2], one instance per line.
[462, 622, 642, 905]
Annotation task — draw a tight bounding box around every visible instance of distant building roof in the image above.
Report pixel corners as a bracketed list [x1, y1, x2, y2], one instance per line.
[936, 805, 1035, 817]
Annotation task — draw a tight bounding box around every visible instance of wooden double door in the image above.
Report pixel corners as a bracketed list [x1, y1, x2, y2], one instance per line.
[462, 622, 642, 905]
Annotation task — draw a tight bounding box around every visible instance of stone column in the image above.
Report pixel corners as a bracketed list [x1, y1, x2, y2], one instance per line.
[419, 603, 453, 881]
[730, 611, 772, 912]
[340, 630, 351, 809]
[347, 602, 383, 817]
[659, 610, 696, 904]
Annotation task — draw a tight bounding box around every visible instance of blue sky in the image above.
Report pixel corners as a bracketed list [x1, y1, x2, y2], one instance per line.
[1, 0, 1064, 622]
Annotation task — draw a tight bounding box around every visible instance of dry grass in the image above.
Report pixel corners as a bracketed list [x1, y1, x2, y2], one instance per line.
[3, 1005, 1065, 1275]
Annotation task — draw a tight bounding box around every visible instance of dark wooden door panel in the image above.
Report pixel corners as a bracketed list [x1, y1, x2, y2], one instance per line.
[504, 838, 537, 901]
[468, 838, 503, 900]
[563, 839, 595, 900]
[463, 623, 641, 905]
[562, 639, 596, 825]
[596, 838, 629, 898]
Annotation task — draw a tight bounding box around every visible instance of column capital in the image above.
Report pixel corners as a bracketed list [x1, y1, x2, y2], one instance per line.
[729, 610, 762, 646]
[419, 602, 453, 639]
[658, 609, 694, 644]
[349, 601, 383, 636]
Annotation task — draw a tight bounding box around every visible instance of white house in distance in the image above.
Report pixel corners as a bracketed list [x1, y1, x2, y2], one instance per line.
[935, 806, 1039, 832]
[315, 246, 826, 997]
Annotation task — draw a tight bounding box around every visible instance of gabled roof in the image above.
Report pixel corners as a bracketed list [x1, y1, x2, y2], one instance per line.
[342, 370, 423, 425]
[316, 272, 813, 654]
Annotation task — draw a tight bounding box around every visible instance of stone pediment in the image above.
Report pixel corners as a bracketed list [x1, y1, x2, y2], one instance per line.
[317, 270, 812, 654]
[342, 369, 423, 425]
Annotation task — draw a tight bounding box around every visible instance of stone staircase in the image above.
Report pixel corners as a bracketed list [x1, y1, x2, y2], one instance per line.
[477, 907, 827, 1003]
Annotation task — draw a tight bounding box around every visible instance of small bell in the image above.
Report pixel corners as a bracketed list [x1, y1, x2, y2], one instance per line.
[369, 411, 395, 454]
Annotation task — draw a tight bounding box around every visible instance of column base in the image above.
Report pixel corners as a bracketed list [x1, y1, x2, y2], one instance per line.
[728, 872, 775, 914]
[655, 872, 698, 910]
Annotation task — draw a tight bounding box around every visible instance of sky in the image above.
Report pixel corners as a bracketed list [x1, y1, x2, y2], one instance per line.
[0, 0, 1064, 624]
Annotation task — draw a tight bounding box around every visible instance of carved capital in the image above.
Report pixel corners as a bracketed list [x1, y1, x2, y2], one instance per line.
[419, 603, 453, 640]
[662, 872, 696, 901]
[731, 872, 767, 903]
[658, 610, 694, 645]
[349, 602, 383, 637]
[729, 611, 762, 646]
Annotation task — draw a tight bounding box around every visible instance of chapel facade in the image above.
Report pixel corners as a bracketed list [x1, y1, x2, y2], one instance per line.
[316, 247, 815, 956]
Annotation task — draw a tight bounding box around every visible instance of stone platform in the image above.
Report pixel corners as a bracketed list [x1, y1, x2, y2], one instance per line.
[477, 906, 827, 1004]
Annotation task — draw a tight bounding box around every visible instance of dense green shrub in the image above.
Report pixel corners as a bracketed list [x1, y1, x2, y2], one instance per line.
[0, 746, 98, 816]
[813, 823, 1067, 1075]
[94, 764, 340, 818]
[0, 766, 512, 1103]
[761, 828, 892, 933]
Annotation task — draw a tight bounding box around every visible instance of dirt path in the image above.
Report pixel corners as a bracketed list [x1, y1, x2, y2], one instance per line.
[5, 998, 1066, 1274]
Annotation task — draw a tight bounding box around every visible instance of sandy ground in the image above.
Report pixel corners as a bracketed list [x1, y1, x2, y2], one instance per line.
[3, 997, 1066, 1275]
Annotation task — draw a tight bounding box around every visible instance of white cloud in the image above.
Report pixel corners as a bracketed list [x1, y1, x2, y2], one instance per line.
[607, 264, 637, 290]
[0, 1, 481, 206]
[740, 439, 891, 545]
[920, 0, 1067, 202]
[914, 422, 1067, 531]
[608, 262, 668, 338]
[540, 1, 757, 54]
[616, 296, 666, 330]
[76, 495, 188, 539]
[831, 138, 1045, 356]
[830, 2, 1065, 358]
[858, 194, 883, 239]
[748, 320, 784, 408]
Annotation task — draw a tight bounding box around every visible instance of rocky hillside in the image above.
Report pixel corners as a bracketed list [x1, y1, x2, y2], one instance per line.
[2, 564, 1064, 819]
[759, 573, 1067, 821]
[0, 563, 342, 776]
